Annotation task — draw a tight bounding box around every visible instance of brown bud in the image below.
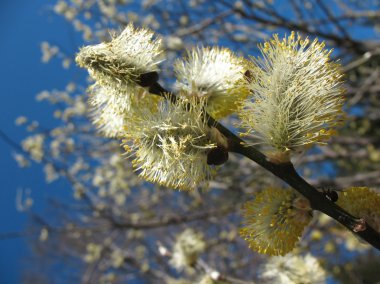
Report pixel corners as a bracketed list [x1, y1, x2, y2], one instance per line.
[138, 71, 159, 87]
[207, 147, 229, 165]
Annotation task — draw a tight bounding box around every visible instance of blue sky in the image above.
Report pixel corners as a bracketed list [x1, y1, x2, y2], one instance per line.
[0, 1, 77, 283]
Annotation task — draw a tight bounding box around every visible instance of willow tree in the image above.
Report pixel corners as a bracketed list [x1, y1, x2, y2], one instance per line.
[9, 1, 380, 283]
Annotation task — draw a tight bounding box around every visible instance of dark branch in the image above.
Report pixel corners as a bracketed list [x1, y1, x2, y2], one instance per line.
[147, 80, 380, 251]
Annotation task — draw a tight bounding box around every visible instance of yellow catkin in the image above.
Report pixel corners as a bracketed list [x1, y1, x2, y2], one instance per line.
[337, 187, 380, 232]
[76, 23, 162, 89]
[239, 32, 345, 161]
[174, 47, 250, 119]
[240, 187, 312, 256]
[122, 96, 216, 190]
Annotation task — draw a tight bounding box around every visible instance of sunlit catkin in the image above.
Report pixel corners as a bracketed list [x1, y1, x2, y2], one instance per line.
[174, 47, 250, 119]
[123, 96, 216, 190]
[88, 84, 159, 138]
[76, 24, 163, 138]
[240, 187, 312, 256]
[76, 23, 163, 89]
[239, 32, 344, 162]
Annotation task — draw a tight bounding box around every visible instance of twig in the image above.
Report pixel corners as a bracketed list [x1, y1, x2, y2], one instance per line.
[147, 80, 380, 251]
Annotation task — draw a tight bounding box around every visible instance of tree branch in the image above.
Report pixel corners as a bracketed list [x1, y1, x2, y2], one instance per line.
[147, 81, 380, 251]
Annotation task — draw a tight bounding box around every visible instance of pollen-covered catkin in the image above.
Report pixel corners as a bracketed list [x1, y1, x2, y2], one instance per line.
[239, 32, 344, 162]
[240, 187, 312, 256]
[174, 47, 250, 118]
[123, 96, 217, 190]
[76, 23, 163, 89]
